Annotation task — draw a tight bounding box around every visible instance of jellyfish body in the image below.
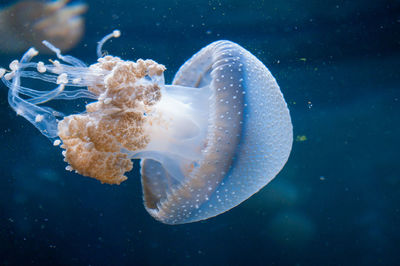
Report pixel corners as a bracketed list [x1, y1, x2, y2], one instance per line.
[1, 32, 292, 224]
[0, 0, 87, 54]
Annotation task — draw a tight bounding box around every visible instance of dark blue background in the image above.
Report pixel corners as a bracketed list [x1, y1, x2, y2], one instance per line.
[0, 0, 399, 265]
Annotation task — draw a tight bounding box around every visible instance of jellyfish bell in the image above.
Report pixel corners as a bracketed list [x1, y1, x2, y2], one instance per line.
[0, 31, 293, 224]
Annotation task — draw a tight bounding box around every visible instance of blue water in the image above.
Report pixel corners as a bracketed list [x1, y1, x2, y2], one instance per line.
[0, 0, 399, 265]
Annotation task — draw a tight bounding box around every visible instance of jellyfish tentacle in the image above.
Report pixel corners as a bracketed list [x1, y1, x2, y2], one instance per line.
[3, 48, 59, 138]
[2, 42, 99, 138]
[27, 84, 66, 105]
[96, 30, 121, 58]
[42, 40, 86, 67]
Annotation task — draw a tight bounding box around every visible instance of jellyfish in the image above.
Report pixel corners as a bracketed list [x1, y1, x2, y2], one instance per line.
[0, 31, 293, 224]
[0, 0, 87, 53]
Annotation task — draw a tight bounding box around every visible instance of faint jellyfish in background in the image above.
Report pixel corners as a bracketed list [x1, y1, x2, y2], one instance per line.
[266, 211, 315, 249]
[260, 179, 299, 209]
[0, 0, 87, 53]
[0, 30, 293, 224]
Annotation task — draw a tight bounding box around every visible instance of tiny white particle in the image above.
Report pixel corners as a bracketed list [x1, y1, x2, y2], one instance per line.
[52, 60, 61, 68]
[37, 62, 46, 73]
[113, 30, 121, 38]
[27, 48, 39, 57]
[72, 78, 81, 84]
[56, 73, 68, 84]
[35, 114, 44, 123]
[9, 60, 19, 71]
[16, 108, 23, 115]
[4, 72, 15, 80]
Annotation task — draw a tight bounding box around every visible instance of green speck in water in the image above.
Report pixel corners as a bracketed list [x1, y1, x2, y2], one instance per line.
[296, 135, 307, 142]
